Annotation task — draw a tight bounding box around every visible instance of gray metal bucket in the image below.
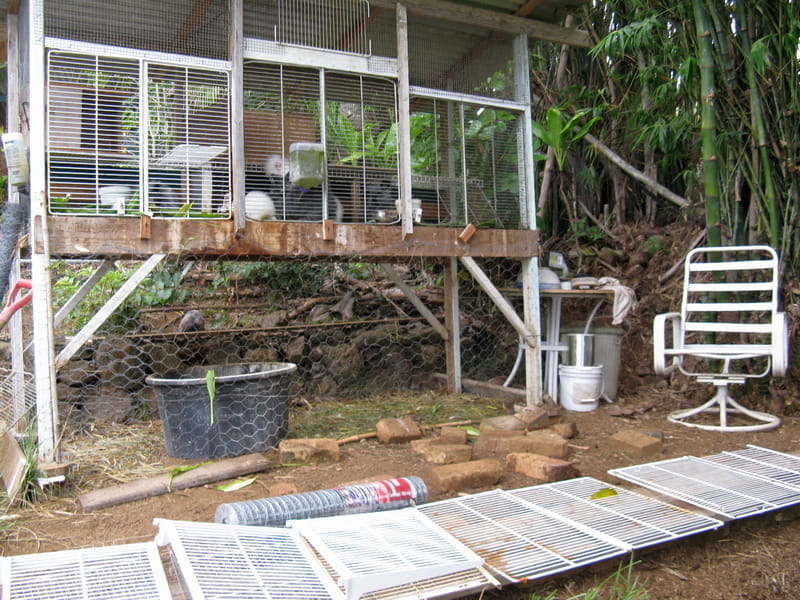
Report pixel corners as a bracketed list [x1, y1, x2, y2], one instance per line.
[567, 333, 595, 366]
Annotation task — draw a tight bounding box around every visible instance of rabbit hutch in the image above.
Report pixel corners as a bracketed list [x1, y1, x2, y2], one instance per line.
[3, 0, 590, 462]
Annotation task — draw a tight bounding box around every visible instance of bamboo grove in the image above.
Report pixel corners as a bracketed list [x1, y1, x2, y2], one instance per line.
[529, 1, 799, 283]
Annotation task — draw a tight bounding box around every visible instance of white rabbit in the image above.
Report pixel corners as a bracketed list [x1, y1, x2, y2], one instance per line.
[245, 190, 276, 221]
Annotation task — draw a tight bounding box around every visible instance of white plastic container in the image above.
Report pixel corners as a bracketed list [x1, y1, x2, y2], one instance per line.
[558, 365, 604, 412]
[98, 185, 133, 214]
[289, 142, 325, 188]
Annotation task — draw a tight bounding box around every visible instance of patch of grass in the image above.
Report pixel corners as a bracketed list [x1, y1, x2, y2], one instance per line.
[529, 559, 650, 600]
[288, 391, 505, 439]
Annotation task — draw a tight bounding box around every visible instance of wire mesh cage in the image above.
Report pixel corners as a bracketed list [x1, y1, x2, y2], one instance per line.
[46, 50, 231, 218]
[0, 367, 36, 437]
[41, 0, 530, 229]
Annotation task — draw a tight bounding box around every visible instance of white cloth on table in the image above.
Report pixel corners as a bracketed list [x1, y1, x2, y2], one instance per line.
[596, 276, 637, 325]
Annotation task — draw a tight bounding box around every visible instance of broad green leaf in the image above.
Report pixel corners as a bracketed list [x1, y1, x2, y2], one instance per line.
[590, 488, 618, 500]
[167, 462, 211, 491]
[462, 425, 481, 437]
[206, 369, 216, 426]
[217, 476, 257, 492]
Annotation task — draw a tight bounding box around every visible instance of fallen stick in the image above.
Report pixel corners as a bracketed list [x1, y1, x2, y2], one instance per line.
[77, 453, 270, 512]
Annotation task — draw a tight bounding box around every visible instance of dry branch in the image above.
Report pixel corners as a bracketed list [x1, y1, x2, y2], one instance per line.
[77, 453, 270, 512]
[584, 132, 690, 208]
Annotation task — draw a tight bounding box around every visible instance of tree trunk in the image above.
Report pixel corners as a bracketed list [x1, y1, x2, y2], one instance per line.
[693, 0, 722, 247]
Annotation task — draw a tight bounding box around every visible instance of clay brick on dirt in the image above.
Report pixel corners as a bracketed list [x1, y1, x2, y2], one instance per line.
[376, 417, 423, 443]
[608, 430, 662, 458]
[429, 458, 504, 492]
[506, 453, 579, 482]
[278, 438, 340, 463]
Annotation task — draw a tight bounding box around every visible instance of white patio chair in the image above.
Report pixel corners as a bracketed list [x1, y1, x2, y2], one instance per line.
[653, 245, 789, 432]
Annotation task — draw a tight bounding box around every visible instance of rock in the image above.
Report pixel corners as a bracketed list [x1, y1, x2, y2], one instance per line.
[514, 406, 549, 429]
[260, 309, 288, 328]
[479, 415, 528, 432]
[178, 309, 204, 332]
[83, 383, 133, 423]
[58, 359, 96, 386]
[278, 438, 340, 463]
[204, 338, 243, 365]
[506, 453, 579, 482]
[429, 459, 504, 492]
[608, 430, 662, 458]
[283, 336, 307, 363]
[376, 417, 422, 443]
[95, 338, 145, 390]
[550, 422, 578, 439]
[146, 341, 185, 376]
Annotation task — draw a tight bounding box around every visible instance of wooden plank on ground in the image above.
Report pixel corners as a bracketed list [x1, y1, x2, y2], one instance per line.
[0, 429, 27, 505]
[77, 453, 271, 512]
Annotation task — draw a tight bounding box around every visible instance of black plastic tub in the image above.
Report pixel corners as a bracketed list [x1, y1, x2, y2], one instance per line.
[145, 362, 296, 459]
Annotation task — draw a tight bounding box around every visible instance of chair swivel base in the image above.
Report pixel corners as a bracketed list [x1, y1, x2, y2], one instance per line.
[668, 385, 781, 433]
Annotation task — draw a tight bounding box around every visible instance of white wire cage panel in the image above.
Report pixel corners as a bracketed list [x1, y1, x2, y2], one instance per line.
[243, 0, 373, 56]
[609, 454, 800, 519]
[509, 478, 724, 548]
[154, 519, 340, 600]
[704, 445, 800, 489]
[47, 51, 231, 218]
[407, 13, 516, 102]
[288, 508, 492, 600]
[407, 95, 527, 229]
[44, 0, 231, 60]
[418, 487, 628, 583]
[0, 542, 172, 600]
[243, 61, 398, 224]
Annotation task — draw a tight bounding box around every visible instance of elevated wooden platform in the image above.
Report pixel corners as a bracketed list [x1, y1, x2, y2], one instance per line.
[41, 217, 538, 260]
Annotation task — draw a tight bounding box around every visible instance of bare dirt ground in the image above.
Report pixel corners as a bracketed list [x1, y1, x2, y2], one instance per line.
[2, 221, 799, 599]
[3, 390, 800, 600]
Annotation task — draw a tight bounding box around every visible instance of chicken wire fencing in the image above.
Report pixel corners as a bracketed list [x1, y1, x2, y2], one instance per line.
[2, 257, 529, 438]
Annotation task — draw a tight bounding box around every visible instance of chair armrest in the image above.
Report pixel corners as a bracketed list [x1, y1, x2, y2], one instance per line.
[653, 312, 682, 375]
[772, 312, 790, 377]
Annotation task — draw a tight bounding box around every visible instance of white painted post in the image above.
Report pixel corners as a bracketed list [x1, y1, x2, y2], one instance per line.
[29, 0, 60, 461]
[514, 34, 543, 407]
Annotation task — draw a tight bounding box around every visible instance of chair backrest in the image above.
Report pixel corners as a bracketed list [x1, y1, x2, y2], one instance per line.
[679, 245, 781, 378]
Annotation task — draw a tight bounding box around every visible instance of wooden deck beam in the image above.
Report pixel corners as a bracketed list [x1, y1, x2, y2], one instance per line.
[44, 217, 538, 259]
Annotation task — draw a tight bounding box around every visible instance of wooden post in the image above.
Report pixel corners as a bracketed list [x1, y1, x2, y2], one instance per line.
[396, 3, 414, 239]
[230, 0, 246, 233]
[27, 0, 61, 462]
[514, 34, 543, 407]
[443, 258, 462, 393]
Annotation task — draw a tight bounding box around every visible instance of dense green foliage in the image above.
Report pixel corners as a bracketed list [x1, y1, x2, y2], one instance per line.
[533, 1, 799, 278]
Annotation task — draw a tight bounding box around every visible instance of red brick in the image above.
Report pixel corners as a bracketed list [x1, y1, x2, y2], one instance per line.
[430, 459, 504, 492]
[473, 430, 526, 453]
[499, 431, 569, 458]
[506, 453, 579, 482]
[417, 443, 473, 464]
[608, 430, 662, 458]
[514, 406, 550, 429]
[278, 438, 340, 463]
[439, 426, 469, 444]
[551, 422, 578, 439]
[479, 415, 528, 432]
[376, 417, 423, 443]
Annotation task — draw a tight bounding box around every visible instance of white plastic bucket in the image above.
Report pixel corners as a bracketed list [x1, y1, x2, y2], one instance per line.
[558, 365, 604, 412]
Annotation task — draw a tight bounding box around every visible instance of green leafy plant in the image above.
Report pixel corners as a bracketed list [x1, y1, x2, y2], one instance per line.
[532, 107, 600, 171]
[567, 216, 605, 243]
[206, 369, 216, 426]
